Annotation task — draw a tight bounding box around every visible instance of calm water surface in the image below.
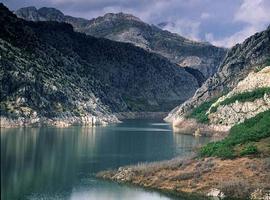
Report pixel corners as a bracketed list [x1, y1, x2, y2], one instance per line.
[1, 120, 210, 200]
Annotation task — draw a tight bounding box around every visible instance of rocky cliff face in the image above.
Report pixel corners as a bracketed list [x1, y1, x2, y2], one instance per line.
[0, 36, 119, 127]
[166, 26, 270, 123]
[0, 4, 200, 127]
[208, 67, 270, 127]
[15, 7, 227, 78]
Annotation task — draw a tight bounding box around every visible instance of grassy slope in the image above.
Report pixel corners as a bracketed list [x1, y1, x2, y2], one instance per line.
[200, 110, 270, 158]
[186, 98, 218, 123]
[215, 87, 270, 108]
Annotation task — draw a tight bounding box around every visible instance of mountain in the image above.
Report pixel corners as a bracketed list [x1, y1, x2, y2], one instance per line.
[0, 4, 200, 127]
[15, 7, 227, 78]
[207, 66, 270, 127]
[165, 26, 270, 124]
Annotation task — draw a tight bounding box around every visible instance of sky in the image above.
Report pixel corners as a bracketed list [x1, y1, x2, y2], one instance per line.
[3, 0, 270, 47]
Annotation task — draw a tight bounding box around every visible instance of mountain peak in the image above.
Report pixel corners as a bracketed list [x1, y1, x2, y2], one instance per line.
[15, 6, 64, 22]
[38, 7, 64, 17]
[16, 6, 37, 11]
[96, 12, 142, 23]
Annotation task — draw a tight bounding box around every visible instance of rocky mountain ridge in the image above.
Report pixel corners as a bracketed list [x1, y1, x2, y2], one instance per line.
[15, 6, 227, 78]
[166, 26, 270, 124]
[0, 4, 200, 127]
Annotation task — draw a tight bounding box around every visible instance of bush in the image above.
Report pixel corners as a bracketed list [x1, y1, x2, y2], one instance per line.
[186, 98, 218, 123]
[200, 110, 270, 158]
[240, 144, 258, 156]
[209, 105, 218, 113]
[200, 141, 235, 159]
[220, 87, 270, 106]
[209, 88, 270, 114]
[175, 172, 195, 180]
[219, 180, 254, 199]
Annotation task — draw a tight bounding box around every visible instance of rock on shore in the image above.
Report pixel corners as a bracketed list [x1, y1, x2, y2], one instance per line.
[0, 115, 119, 128]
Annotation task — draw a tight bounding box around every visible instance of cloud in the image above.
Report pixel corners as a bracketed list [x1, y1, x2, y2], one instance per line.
[204, 0, 270, 47]
[234, 0, 270, 25]
[200, 12, 210, 20]
[162, 19, 201, 41]
[205, 26, 258, 47]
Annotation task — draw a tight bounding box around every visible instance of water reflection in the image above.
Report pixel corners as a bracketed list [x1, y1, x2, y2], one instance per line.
[1, 128, 80, 199]
[1, 120, 210, 200]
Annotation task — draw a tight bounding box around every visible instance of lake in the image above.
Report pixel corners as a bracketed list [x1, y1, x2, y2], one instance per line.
[1, 120, 210, 200]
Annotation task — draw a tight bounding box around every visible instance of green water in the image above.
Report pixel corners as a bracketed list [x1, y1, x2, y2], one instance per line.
[1, 120, 210, 200]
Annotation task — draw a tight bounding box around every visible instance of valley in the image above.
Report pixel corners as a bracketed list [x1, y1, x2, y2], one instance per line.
[1, 2, 270, 200]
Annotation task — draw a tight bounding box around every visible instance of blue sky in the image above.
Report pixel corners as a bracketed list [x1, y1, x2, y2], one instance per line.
[3, 0, 270, 47]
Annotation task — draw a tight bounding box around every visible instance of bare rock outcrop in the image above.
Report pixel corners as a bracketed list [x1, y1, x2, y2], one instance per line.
[208, 66, 270, 127]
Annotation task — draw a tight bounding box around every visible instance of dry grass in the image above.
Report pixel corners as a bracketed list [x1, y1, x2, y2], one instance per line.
[218, 180, 255, 199]
[98, 156, 270, 199]
[129, 154, 196, 172]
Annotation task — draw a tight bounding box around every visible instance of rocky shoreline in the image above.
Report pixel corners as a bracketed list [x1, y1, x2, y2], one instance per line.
[115, 112, 168, 120]
[171, 117, 230, 137]
[97, 155, 270, 199]
[0, 112, 168, 128]
[0, 115, 119, 128]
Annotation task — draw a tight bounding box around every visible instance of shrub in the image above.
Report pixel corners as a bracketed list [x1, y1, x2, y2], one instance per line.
[219, 180, 254, 199]
[208, 88, 270, 114]
[175, 172, 195, 180]
[200, 142, 235, 159]
[240, 144, 258, 156]
[186, 98, 218, 123]
[200, 110, 270, 158]
[209, 105, 218, 113]
[219, 87, 270, 106]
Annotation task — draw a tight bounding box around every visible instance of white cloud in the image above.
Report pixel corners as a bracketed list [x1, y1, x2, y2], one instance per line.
[205, 0, 270, 47]
[205, 26, 258, 47]
[162, 19, 201, 41]
[200, 12, 210, 20]
[234, 0, 270, 25]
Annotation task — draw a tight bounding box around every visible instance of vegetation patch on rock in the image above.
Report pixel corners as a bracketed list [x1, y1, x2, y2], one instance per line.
[211, 87, 270, 110]
[186, 98, 218, 123]
[200, 110, 270, 158]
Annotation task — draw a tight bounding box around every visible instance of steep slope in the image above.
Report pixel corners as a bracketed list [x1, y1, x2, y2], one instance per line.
[0, 4, 200, 127]
[15, 7, 227, 78]
[172, 66, 270, 134]
[207, 66, 270, 127]
[166, 26, 270, 123]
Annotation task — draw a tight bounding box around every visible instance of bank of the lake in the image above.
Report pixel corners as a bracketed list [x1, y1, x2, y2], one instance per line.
[0, 112, 168, 128]
[97, 154, 270, 199]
